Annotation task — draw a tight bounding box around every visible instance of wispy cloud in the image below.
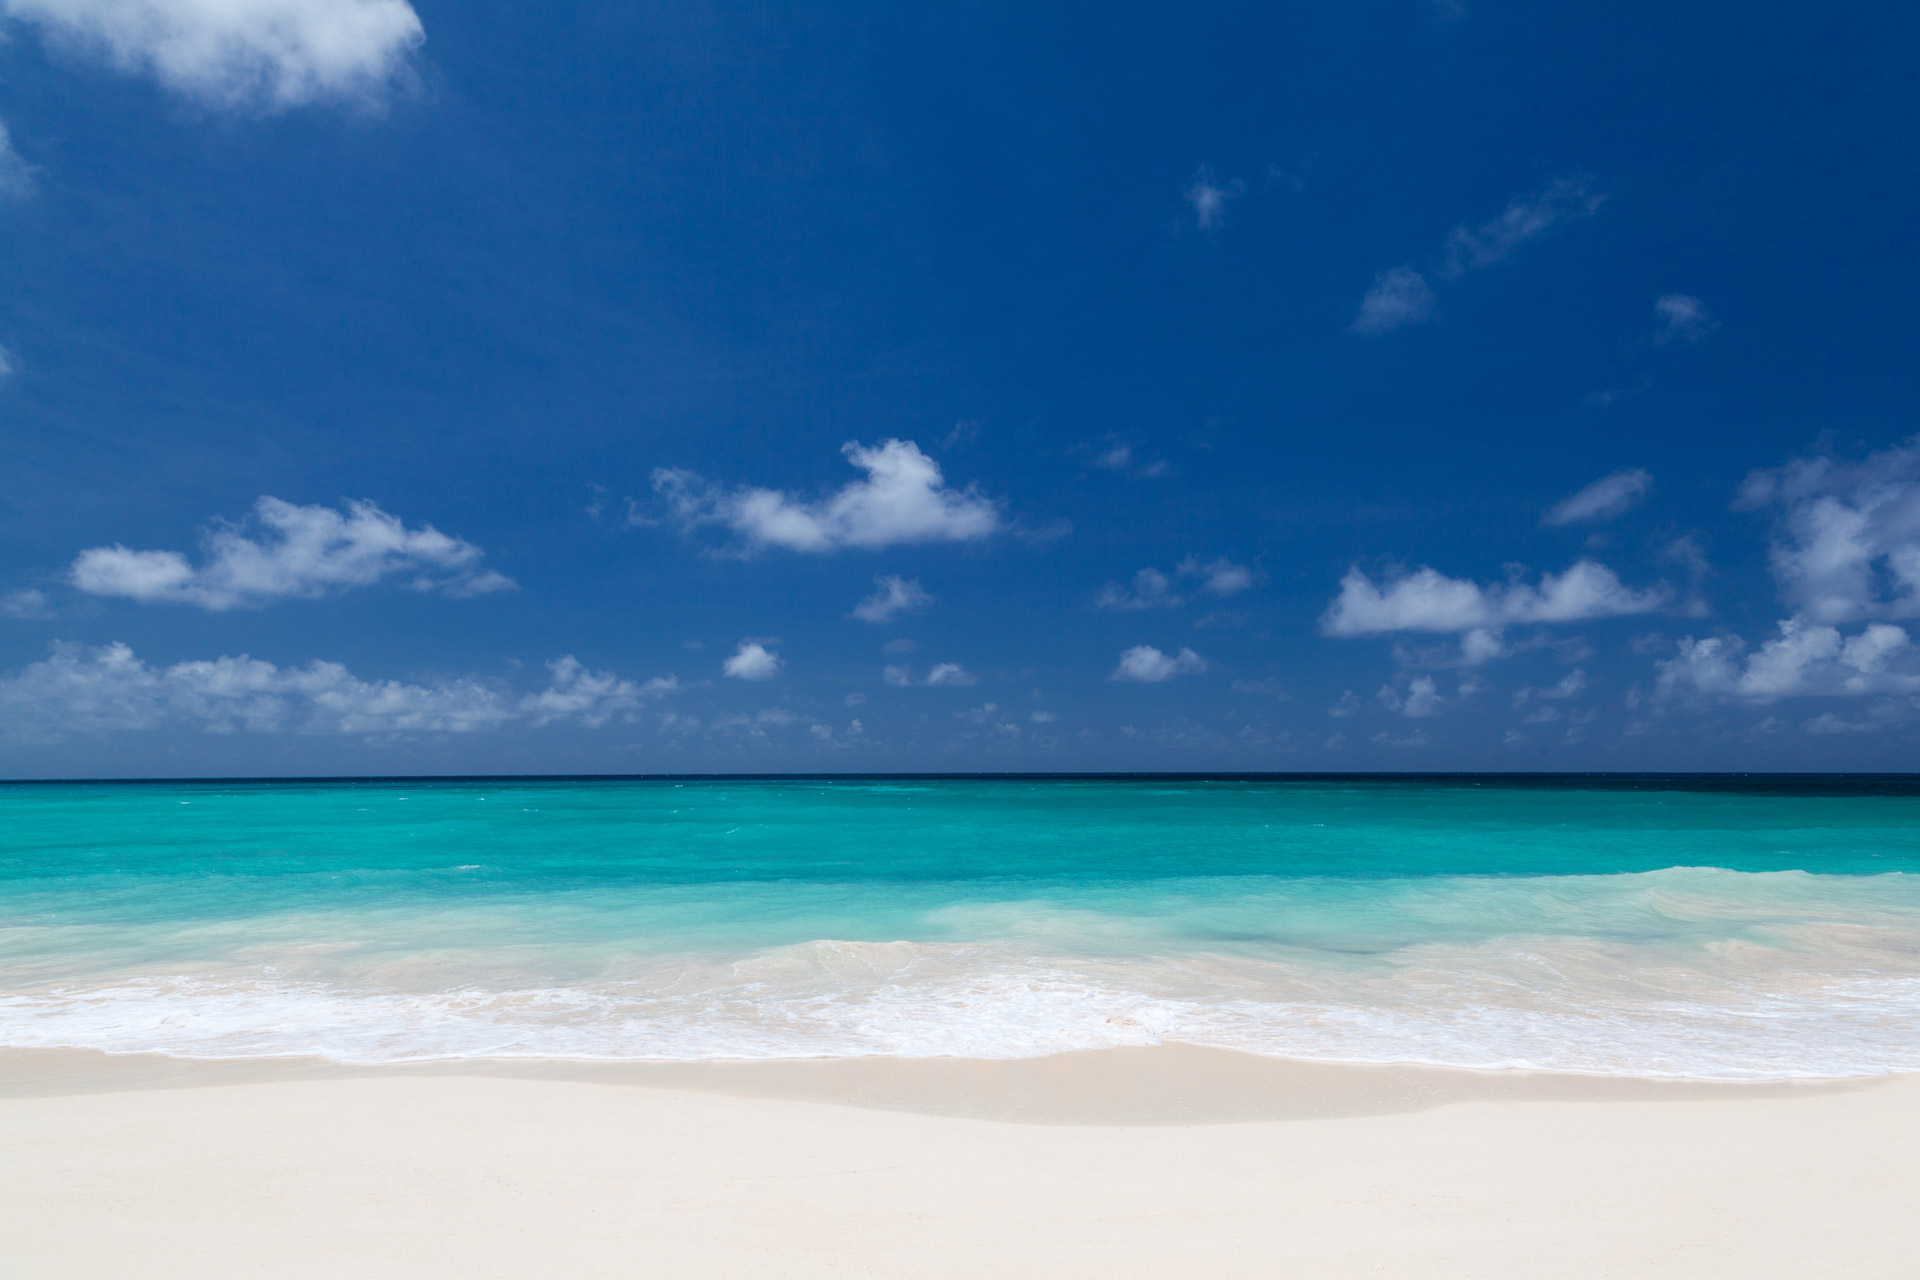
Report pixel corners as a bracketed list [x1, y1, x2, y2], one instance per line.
[1351, 266, 1435, 336]
[1654, 294, 1715, 344]
[1438, 176, 1604, 277]
[1184, 166, 1243, 230]
[851, 574, 932, 623]
[0, 122, 34, 200]
[2, 0, 425, 109]
[70, 497, 514, 610]
[1543, 468, 1651, 526]
[0, 588, 51, 619]
[1353, 175, 1604, 336]
[1086, 439, 1171, 480]
[654, 440, 999, 554]
[1095, 556, 1253, 611]
[882, 661, 977, 687]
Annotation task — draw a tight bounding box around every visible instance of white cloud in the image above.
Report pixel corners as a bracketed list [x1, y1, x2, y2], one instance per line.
[1803, 713, 1882, 736]
[1, 588, 51, 619]
[71, 497, 513, 611]
[654, 439, 999, 554]
[1379, 675, 1443, 718]
[0, 641, 679, 739]
[1655, 620, 1920, 703]
[518, 656, 676, 728]
[1184, 167, 1243, 230]
[1110, 644, 1207, 683]
[1403, 675, 1442, 717]
[1351, 266, 1435, 336]
[1180, 555, 1252, 598]
[1654, 294, 1715, 344]
[1735, 438, 1920, 624]
[0, 121, 33, 200]
[1439, 176, 1605, 277]
[851, 574, 933, 623]
[882, 661, 977, 687]
[1513, 668, 1587, 709]
[1458, 627, 1506, 665]
[1321, 560, 1666, 636]
[1086, 440, 1170, 480]
[1096, 567, 1180, 611]
[722, 641, 782, 681]
[1543, 468, 1651, 526]
[1354, 176, 1603, 337]
[1096, 556, 1252, 610]
[3, 0, 424, 109]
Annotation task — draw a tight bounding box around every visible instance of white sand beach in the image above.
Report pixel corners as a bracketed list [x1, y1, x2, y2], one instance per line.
[4, 1046, 1917, 1278]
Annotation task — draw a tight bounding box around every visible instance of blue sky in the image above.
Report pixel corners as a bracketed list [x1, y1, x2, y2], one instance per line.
[3, 0, 1919, 775]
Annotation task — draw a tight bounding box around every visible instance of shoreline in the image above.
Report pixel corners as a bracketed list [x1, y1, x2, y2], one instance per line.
[0, 1042, 1889, 1123]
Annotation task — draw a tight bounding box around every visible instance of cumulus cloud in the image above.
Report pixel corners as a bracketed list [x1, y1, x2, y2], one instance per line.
[2, 0, 424, 109]
[1182, 555, 1253, 598]
[1096, 556, 1253, 610]
[1543, 469, 1651, 526]
[722, 641, 782, 681]
[1184, 166, 1243, 230]
[71, 497, 513, 611]
[1110, 644, 1207, 683]
[654, 440, 999, 554]
[1096, 567, 1181, 611]
[1439, 176, 1605, 277]
[1735, 438, 1920, 624]
[850, 574, 932, 623]
[1378, 675, 1442, 718]
[518, 656, 676, 728]
[0, 641, 674, 740]
[1351, 266, 1435, 336]
[1654, 294, 1715, 344]
[1656, 620, 1920, 704]
[1353, 176, 1603, 336]
[0, 122, 33, 200]
[1321, 560, 1666, 636]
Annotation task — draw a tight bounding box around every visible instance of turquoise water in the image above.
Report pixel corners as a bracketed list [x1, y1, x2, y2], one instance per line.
[4, 776, 1919, 1077]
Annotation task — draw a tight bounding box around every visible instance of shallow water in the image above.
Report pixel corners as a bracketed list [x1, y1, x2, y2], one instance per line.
[3, 776, 1918, 1077]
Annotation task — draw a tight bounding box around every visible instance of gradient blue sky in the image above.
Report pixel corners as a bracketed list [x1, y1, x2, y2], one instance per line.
[3, 0, 1919, 775]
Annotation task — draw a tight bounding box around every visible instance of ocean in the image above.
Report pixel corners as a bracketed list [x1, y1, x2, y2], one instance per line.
[3, 775, 1918, 1079]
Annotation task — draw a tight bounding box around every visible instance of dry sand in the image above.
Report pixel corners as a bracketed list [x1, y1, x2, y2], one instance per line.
[3, 1046, 1916, 1277]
